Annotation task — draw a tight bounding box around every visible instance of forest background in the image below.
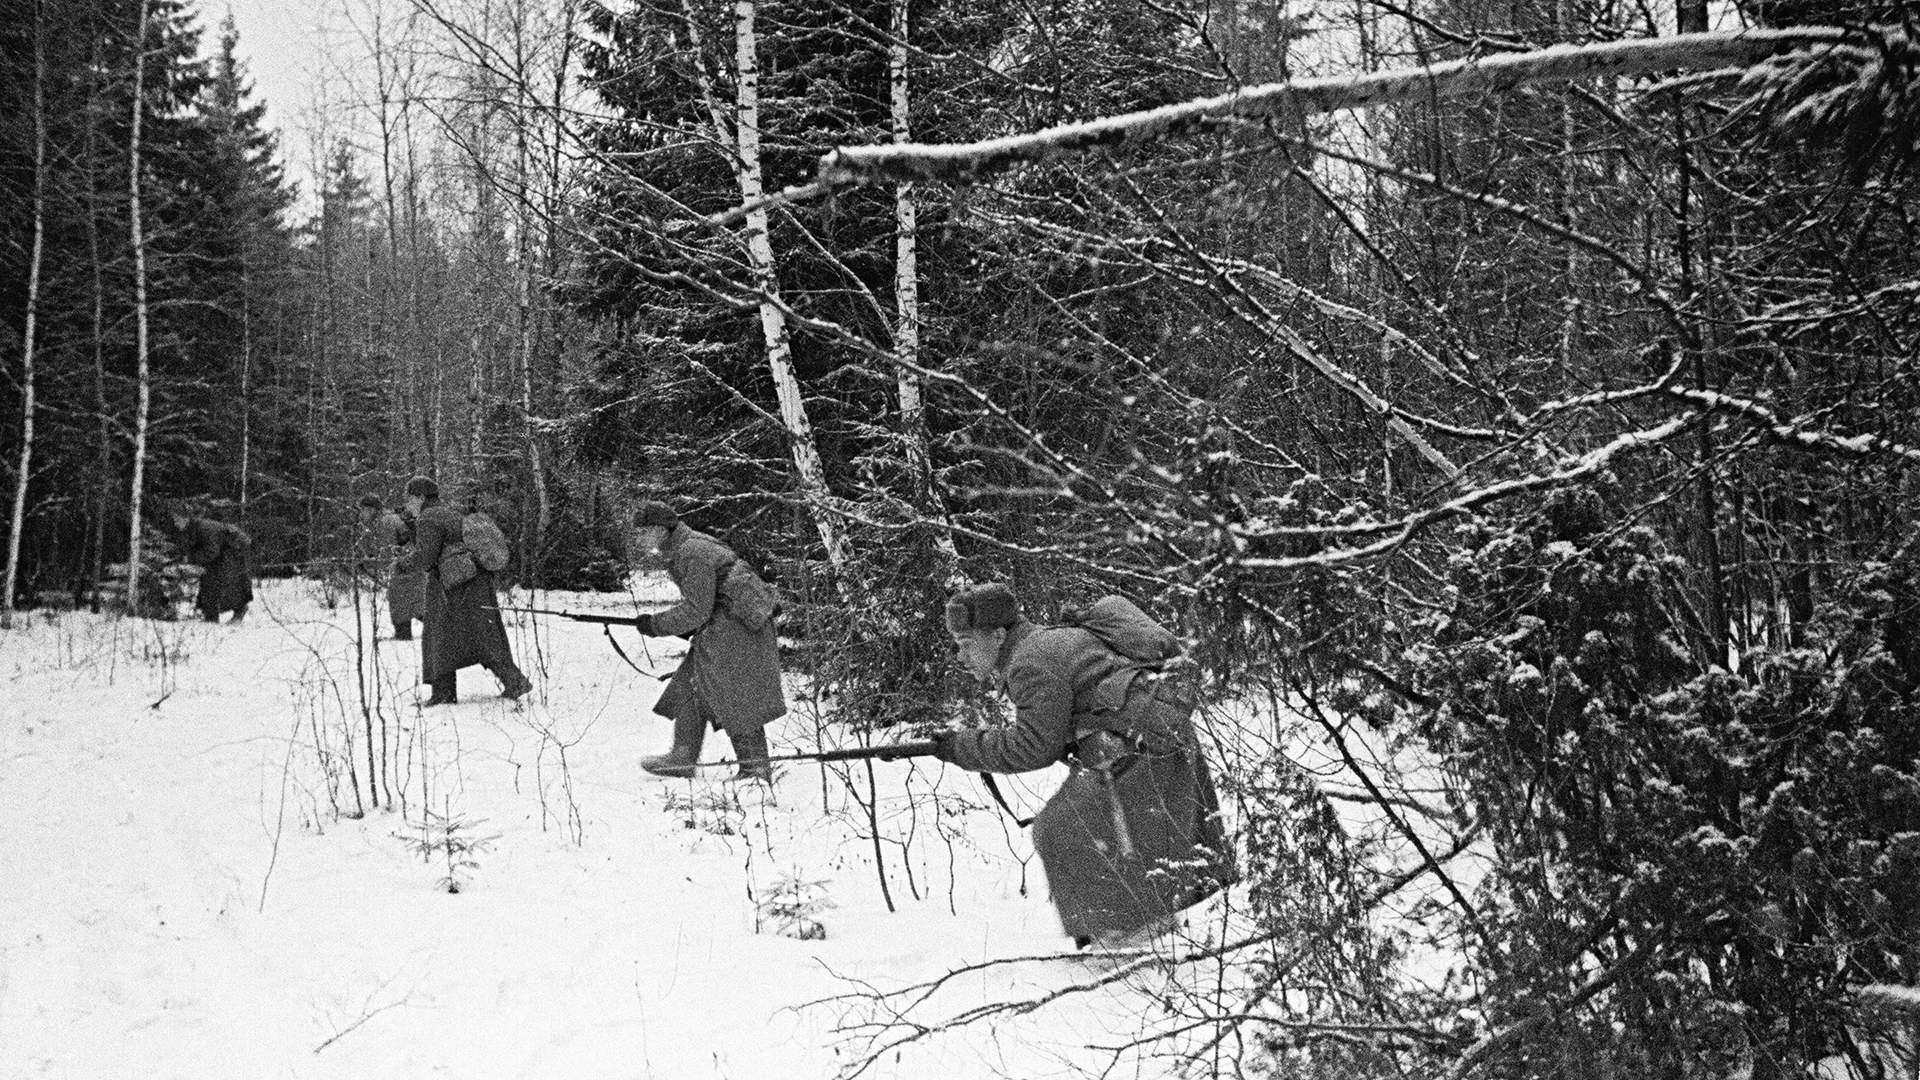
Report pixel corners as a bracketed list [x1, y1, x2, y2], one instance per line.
[4, 0, 1920, 1076]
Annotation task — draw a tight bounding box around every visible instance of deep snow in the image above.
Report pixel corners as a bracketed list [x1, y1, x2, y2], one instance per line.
[1, 578, 1227, 1080]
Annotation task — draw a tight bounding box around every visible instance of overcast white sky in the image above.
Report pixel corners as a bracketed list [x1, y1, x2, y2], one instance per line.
[212, 0, 334, 175]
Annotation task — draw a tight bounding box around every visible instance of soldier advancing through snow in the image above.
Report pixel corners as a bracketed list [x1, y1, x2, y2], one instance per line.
[394, 476, 532, 706]
[628, 500, 787, 783]
[356, 494, 425, 641]
[166, 505, 253, 624]
[932, 583, 1236, 949]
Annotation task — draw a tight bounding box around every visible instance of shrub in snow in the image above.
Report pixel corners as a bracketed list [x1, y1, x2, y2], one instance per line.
[396, 806, 500, 894]
[756, 871, 833, 940]
[1380, 484, 1920, 1076]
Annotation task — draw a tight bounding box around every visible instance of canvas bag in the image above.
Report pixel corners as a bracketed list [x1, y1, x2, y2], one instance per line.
[1063, 595, 1183, 665]
[714, 557, 780, 632]
[439, 543, 478, 588]
[464, 511, 511, 573]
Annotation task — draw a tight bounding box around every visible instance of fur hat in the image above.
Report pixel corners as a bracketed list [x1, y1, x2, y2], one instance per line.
[945, 583, 1020, 634]
[404, 476, 439, 500]
[633, 501, 679, 529]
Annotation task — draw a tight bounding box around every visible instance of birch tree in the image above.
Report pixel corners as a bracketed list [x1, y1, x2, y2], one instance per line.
[124, 0, 154, 616]
[729, 0, 848, 570]
[3, 0, 48, 629]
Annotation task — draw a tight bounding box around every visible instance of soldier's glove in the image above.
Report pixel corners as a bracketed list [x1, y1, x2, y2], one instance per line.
[927, 730, 958, 763]
[632, 613, 656, 635]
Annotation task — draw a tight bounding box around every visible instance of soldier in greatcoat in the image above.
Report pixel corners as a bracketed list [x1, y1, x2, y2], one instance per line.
[168, 506, 253, 623]
[934, 583, 1236, 949]
[394, 476, 532, 706]
[357, 495, 425, 641]
[628, 501, 786, 782]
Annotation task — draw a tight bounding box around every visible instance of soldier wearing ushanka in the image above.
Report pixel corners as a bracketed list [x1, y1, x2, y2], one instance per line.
[394, 476, 532, 706]
[357, 494, 424, 641]
[936, 583, 1236, 948]
[629, 500, 787, 783]
[167, 505, 253, 624]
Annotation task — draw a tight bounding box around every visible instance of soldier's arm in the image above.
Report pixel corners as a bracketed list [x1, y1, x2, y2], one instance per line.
[395, 514, 446, 574]
[941, 654, 1075, 774]
[649, 543, 719, 637]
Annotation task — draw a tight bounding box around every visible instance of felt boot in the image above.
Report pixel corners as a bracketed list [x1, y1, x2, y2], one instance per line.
[423, 676, 457, 707]
[641, 710, 706, 778]
[728, 726, 773, 783]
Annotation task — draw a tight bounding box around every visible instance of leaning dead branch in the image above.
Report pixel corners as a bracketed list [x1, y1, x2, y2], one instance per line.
[814, 28, 1869, 187]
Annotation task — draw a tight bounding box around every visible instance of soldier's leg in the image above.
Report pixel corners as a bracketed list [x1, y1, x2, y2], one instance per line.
[490, 661, 533, 701]
[641, 708, 707, 778]
[229, 604, 247, 624]
[727, 725, 773, 783]
[424, 674, 457, 707]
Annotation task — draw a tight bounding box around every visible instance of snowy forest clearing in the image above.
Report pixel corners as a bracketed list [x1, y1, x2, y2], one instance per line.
[6, 0, 1920, 1076]
[2, 578, 1274, 1079]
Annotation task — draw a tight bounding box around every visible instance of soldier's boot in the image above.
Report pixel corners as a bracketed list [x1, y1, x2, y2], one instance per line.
[728, 726, 774, 784]
[641, 711, 706, 778]
[392, 623, 412, 641]
[423, 676, 457, 707]
[229, 605, 247, 625]
[495, 664, 533, 701]
[202, 610, 220, 624]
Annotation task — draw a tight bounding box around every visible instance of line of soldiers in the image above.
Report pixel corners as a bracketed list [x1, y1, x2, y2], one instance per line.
[353, 488, 1236, 950]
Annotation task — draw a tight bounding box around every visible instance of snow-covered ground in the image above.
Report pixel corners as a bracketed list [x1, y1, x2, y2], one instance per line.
[1, 578, 1212, 1080]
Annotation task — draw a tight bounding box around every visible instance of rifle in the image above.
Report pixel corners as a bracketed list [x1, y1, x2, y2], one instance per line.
[487, 604, 668, 677]
[490, 603, 645, 627]
[697, 740, 942, 769]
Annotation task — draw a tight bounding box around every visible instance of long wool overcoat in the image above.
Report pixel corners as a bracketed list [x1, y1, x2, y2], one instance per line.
[180, 517, 253, 618]
[648, 524, 786, 736]
[396, 500, 514, 683]
[373, 510, 426, 625]
[941, 620, 1236, 941]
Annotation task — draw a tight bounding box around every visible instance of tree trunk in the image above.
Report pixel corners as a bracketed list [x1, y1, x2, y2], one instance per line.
[888, 0, 958, 574]
[732, 0, 848, 569]
[3, 0, 48, 629]
[86, 36, 111, 611]
[125, 0, 155, 617]
[512, 7, 550, 578]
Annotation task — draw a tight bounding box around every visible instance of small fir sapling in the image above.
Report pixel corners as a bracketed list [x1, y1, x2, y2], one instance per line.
[756, 870, 834, 940]
[396, 802, 500, 893]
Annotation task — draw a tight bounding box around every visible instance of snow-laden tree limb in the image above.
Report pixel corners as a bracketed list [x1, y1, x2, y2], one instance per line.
[816, 27, 1869, 187]
[1666, 385, 1920, 463]
[1232, 414, 1697, 569]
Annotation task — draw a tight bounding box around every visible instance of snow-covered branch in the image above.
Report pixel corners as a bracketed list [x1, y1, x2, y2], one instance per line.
[1667, 385, 1920, 464]
[816, 28, 1868, 187]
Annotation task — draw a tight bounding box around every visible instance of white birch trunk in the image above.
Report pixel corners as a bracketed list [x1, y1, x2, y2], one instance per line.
[3, 3, 48, 629]
[888, 0, 958, 572]
[732, 0, 848, 569]
[125, 0, 155, 617]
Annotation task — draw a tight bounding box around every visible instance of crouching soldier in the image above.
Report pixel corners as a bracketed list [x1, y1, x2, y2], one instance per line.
[168, 504, 253, 624]
[357, 494, 425, 641]
[933, 583, 1235, 949]
[628, 500, 786, 783]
